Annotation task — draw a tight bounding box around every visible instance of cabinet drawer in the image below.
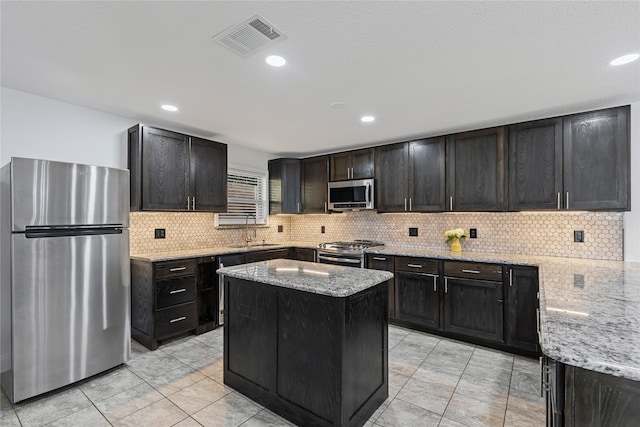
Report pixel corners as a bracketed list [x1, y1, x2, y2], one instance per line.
[245, 249, 289, 263]
[154, 259, 196, 279]
[155, 302, 197, 340]
[366, 254, 395, 272]
[395, 257, 439, 274]
[156, 276, 196, 309]
[444, 261, 502, 281]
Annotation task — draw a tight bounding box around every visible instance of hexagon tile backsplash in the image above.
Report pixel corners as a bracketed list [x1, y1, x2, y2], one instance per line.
[130, 211, 624, 261]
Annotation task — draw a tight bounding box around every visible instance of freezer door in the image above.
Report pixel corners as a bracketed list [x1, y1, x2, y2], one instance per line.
[9, 230, 130, 402]
[10, 157, 129, 231]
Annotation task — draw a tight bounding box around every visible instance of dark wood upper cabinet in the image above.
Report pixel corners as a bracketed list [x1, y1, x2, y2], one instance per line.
[410, 138, 446, 211]
[129, 125, 227, 212]
[329, 148, 375, 181]
[190, 137, 227, 212]
[563, 106, 630, 210]
[509, 118, 563, 211]
[446, 127, 507, 211]
[269, 158, 301, 214]
[301, 155, 328, 213]
[376, 143, 409, 212]
[376, 138, 446, 212]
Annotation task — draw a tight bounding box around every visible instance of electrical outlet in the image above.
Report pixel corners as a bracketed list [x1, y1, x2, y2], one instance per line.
[321, 226, 325, 234]
[277, 225, 283, 233]
[154, 228, 165, 239]
[574, 230, 584, 243]
[409, 227, 418, 237]
[469, 228, 477, 238]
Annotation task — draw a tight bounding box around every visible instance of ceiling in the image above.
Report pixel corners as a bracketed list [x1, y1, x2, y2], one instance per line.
[2, 1, 639, 157]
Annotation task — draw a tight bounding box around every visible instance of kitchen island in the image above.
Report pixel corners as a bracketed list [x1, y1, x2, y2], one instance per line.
[217, 259, 393, 427]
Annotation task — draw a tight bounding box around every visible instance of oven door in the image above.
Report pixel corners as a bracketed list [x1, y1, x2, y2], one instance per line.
[317, 251, 364, 268]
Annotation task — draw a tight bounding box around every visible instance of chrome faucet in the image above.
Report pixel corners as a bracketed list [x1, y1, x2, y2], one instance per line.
[245, 214, 257, 247]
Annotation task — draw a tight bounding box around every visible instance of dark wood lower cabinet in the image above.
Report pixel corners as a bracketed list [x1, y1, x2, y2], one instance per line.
[224, 277, 388, 427]
[443, 276, 504, 343]
[507, 266, 540, 352]
[545, 358, 640, 426]
[366, 254, 395, 318]
[395, 271, 440, 330]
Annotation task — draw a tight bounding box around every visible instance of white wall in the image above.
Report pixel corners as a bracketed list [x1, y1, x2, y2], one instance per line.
[0, 88, 274, 372]
[624, 102, 640, 262]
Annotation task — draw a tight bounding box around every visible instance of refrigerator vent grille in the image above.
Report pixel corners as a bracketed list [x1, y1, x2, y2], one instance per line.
[213, 14, 287, 57]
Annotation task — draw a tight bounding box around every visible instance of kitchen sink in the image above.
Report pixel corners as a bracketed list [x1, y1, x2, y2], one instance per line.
[228, 243, 282, 248]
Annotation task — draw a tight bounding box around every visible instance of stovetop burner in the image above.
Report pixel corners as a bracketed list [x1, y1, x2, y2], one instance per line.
[317, 240, 385, 252]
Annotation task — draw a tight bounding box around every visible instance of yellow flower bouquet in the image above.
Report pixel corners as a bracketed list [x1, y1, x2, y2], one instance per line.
[444, 228, 468, 243]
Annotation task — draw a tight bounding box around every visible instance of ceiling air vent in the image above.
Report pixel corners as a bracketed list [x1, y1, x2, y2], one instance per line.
[213, 14, 287, 57]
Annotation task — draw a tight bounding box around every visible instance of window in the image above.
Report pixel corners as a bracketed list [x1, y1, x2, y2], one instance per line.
[215, 168, 268, 226]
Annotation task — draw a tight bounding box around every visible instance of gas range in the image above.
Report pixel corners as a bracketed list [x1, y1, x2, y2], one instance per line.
[316, 240, 385, 268]
[317, 240, 385, 255]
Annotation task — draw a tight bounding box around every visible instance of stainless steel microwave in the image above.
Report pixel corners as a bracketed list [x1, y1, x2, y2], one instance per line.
[328, 179, 374, 211]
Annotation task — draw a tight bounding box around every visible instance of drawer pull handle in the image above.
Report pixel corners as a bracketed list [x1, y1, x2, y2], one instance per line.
[169, 288, 187, 294]
[407, 264, 422, 268]
[373, 257, 387, 261]
[170, 316, 187, 323]
[169, 267, 187, 272]
[461, 269, 480, 274]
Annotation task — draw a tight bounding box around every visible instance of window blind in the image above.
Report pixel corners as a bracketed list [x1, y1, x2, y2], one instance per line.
[216, 169, 268, 226]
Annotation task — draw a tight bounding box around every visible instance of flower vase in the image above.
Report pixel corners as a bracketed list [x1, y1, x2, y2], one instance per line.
[450, 237, 462, 252]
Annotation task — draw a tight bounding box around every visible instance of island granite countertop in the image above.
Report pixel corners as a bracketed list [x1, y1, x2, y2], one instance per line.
[217, 258, 393, 298]
[367, 246, 640, 382]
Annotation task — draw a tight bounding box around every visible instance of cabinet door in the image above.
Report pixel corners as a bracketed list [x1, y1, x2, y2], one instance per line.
[506, 266, 540, 353]
[443, 277, 504, 342]
[563, 106, 630, 210]
[290, 247, 316, 262]
[446, 127, 507, 211]
[409, 137, 446, 212]
[226, 278, 277, 392]
[245, 248, 289, 263]
[395, 271, 440, 330]
[329, 152, 352, 181]
[509, 118, 563, 210]
[375, 143, 408, 212]
[269, 159, 301, 214]
[366, 254, 395, 318]
[302, 156, 328, 213]
[190, 137, 227, 212]
[141, 127, 190, 210]
[351, 148, 375, 179]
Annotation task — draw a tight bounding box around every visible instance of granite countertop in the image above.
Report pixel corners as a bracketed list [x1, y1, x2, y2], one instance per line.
[130, 241, 318, 262]
[369, 245, 640, 382]
[217, 258, 393, 298]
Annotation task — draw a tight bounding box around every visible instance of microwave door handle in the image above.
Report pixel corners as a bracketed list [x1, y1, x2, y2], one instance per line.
[365, 182, 370, 205]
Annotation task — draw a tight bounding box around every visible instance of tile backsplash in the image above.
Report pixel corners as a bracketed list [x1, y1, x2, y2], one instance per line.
[130, 211, 624, 261]
[290, 211, 624, 261]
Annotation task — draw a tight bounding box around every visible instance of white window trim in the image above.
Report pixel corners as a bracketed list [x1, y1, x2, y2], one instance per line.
[215, 166, 268, 226]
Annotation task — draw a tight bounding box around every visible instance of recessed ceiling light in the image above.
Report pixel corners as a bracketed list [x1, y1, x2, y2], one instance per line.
[331, 102, 345, 109]
[161, 104, 178, 112]
[266, 55, 286, 67]
[610, 53, 639, 66]
[361, 116, 375, 123]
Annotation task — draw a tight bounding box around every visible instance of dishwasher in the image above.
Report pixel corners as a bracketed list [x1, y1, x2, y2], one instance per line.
[217, 253, 245, 326]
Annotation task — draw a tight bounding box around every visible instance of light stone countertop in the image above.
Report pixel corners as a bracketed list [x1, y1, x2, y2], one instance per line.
[131, 242, 640, 381]
[368, 245, 640, 382]
[130, 241, 318, 262]
[217, 258, 394, 298]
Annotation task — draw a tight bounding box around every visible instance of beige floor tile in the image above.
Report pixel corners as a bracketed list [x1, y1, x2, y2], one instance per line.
[93, 382, 163, 422]
[168, 378, 231, 414]
[79, 367, 145, 402]
[374, 398, 441, 426]
[173, 416, 205, 427]
[14, 387, 92, 427]
[192, 392, 262, 427]
[112, 398, 188, 427]
[146, 364, 206, 397]
[455, 374, 510, 410]
[443, 393, 505, 427]
[412, 365, 462, 389]
[506, 391, 546, 422]
[46, 405, 111, 427]
[241, 408, 296, 426]
[396, 377, 455, 415]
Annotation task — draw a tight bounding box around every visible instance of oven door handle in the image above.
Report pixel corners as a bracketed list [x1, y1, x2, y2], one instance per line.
[317, 254, 362, 264]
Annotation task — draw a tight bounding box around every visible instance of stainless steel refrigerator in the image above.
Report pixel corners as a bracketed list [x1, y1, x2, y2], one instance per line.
[1, 157, 131, 403]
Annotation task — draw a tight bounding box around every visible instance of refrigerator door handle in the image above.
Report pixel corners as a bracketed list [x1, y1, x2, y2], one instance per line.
[24, 225, 123, 238]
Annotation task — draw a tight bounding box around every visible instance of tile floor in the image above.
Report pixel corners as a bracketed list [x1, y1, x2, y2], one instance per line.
[1, 325, 545, 426]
